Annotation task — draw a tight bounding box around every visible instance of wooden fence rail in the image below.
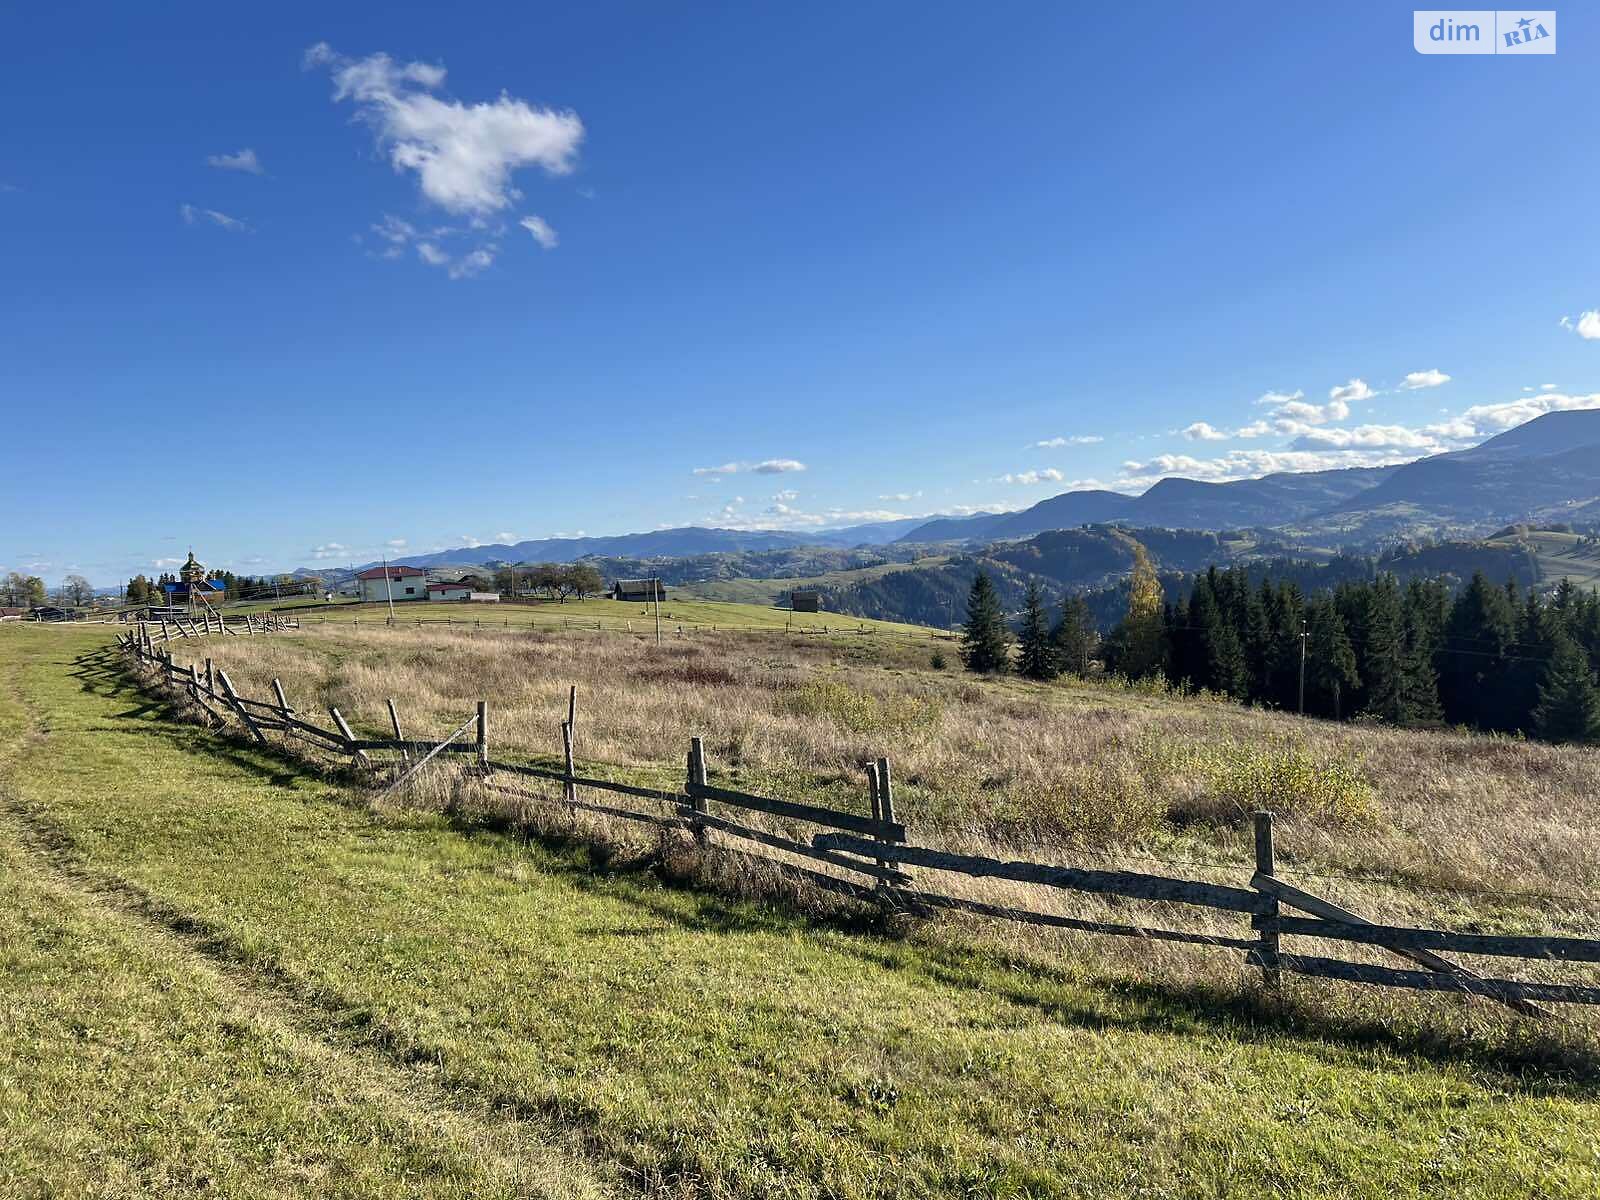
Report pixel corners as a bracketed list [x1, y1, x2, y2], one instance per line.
[117, 626, 1600, 1017]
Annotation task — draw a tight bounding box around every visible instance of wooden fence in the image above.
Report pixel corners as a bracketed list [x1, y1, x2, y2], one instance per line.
[118, 625, 1600, 1018]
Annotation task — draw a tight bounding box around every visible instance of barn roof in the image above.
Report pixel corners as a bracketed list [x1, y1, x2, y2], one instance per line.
[356, 565, 426, 580]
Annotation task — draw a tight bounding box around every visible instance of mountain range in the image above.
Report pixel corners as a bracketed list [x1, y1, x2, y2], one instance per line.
[331, 410, 1600, 574]
[895, 409, 1600, 543]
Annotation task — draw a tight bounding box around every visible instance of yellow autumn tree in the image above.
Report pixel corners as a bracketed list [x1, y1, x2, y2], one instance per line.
[1117, 542, 1165, 678]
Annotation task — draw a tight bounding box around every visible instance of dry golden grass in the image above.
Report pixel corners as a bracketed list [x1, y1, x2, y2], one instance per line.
[168, 621, 1600, 1039]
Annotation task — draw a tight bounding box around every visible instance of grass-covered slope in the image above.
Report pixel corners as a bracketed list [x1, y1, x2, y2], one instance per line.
[4, 625, 1600, 1197]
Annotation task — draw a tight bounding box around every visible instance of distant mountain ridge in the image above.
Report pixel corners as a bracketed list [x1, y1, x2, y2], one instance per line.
[895, 410, 1600, 543]
[331, 410, 1600, 575]
[346, 519, 933, 573]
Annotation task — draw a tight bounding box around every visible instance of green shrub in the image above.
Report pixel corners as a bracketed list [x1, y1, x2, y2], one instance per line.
[1167, 735, 1377, 827]
[785, 677, 943, 736]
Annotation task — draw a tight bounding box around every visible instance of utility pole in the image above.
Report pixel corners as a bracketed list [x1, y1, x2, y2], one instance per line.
[381, 552, 396, 622]
[653, 579, 662, 647]
[1298, 618, 1308, 716]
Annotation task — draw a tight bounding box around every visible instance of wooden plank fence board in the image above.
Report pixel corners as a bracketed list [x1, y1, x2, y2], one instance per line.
[483, 780, 681, 829]
[377, 712, 479, 798]
[215, 670, 267, 744]
[692, 781, 905, 841]
[1266, 952, 1600, 1007]
[899, 888, 1262, 950]
[349, 739, 480, 753]
[1265, 915, 1600, 963]
[1252, 872, 1549, 1018]
[817, 834, 1267, 914]
[684, 807, 913, 885]
[488, 760, 685, 804]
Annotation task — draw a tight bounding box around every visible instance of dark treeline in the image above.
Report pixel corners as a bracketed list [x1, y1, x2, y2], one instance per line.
[1107, 565, 1600, 743]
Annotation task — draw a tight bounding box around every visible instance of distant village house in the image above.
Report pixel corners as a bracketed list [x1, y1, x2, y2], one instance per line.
[612, 578, 666, 602]
[356, 565, 426, 602]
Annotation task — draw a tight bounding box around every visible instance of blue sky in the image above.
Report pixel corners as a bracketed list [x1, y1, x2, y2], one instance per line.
[3, 2, 1598, 584]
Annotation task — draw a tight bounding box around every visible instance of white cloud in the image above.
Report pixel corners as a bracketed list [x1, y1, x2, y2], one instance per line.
[772, 489, 800, 503]
[1119, 447, 1419, 488]
[1286, 423, 1442, 451]
[1399, 369, 1451, 390]
[1257, 388, 1348, 427]
[1031, 434, 1103, 448]
[385, 538, 408, 549]
[879, 491, 922, 502]
[1234, 420, 1273, 438]
[692, 458, 806, 477]
[995, 468, 1065, 486]
[309, 542, 349, 560]
[416, 242, 449, 266]
[306, 42, 582, 217]
[207, 148, 264, 175]
[1448, 391, 1600, 435]
[1542, 383, 1559, 390]
[179, 203, 250, 232]
[447, 247, 495, 279]
[493, 531, 516, 543]
[1256, 389, 1304, 407]
[1329, 378, 1373, 403]
[1561, 312, 1600, 339]
[1181, 421, 1228, 442]
[1423, 417, 1478, 440]
[519, 214, 558, 249]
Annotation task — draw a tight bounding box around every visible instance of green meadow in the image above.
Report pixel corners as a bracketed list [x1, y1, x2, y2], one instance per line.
[3, 623, 1599, 1198]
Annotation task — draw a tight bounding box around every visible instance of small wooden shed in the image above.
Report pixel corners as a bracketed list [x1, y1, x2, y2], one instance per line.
[613, 578, 666, 602]
[790, 590, 821, 613]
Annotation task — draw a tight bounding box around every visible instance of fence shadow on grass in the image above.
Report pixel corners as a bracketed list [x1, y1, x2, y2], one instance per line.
[442, 807, 1600, 1097]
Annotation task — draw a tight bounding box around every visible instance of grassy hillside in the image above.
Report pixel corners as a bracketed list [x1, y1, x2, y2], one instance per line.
[297, 595, 946, 642]
[673, 557, 953, 606]
[1489, 528, 1600, 589]
[6, 623, 1600, 1196]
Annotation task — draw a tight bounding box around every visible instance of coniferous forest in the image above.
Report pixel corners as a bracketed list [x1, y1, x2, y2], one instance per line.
[957, 562, 1600, 745]
[1111, 567, 1600, 744]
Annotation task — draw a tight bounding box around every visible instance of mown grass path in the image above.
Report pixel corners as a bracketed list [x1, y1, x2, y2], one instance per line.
[4, 626, 1600, 1198]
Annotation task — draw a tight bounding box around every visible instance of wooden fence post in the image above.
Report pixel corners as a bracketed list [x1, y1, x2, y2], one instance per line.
[476, 701, 489, 773]
[875, 756, 902, 889]
[1253, 811, 1280, 989]
[562, 686, 578, 804]
[204, 657, 215, 695]
[272, 678, 293, 717]
[216, 670, 267, 743]
[329, 707, 371, 769]
[687, 736, 708, 843]
[387, 698, 409, 765]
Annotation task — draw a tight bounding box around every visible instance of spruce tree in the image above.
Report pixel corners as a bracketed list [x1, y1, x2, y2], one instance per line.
[1442, 572, 1517, 730]
[1016, 581, 1059, 681]
[1533, 633, 1600, 743]
[1051, 595, 1093, 677]
[960, 570, 1010, 674]
[1359, 576, 1405, 723]
[1397, 583, 1443, 726]
[1306, 599, 1359, 719]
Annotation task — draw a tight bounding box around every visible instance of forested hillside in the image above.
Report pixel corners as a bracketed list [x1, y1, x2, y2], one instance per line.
[1106, 567, 1600, 743]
